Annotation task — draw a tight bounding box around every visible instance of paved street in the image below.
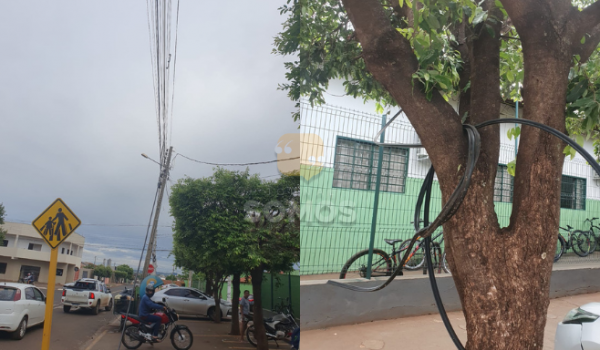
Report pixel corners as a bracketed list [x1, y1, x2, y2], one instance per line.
[0, 284, 130, 349]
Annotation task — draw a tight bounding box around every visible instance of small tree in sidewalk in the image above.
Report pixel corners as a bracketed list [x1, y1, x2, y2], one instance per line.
[245, 173, 300, 350]
[170, 168, 259, 324]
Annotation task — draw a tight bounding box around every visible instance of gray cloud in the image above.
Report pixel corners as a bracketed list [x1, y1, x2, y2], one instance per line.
[0, 1, 297, 273]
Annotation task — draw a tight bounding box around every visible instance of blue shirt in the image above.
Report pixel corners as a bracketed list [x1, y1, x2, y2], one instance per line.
[240, 297, 253, 316]
[139, 294, 164, 317]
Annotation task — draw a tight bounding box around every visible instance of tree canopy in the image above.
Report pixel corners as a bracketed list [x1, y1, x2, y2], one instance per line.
[276, 0, 600, 158]
[116, 264, 134, 280]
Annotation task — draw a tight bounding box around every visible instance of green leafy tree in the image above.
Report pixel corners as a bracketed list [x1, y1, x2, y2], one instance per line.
[116, 264, 134, 281]
[83, 263, 95, 269]
[0, 203, 7, 243]
[276, 0, 600, 349]
[243, 173, 300, 350]
[93, 265, 112, 279]
[165, 274, 177, 281]
[170, 168, 259, 326]
[114, 270, 127, 282]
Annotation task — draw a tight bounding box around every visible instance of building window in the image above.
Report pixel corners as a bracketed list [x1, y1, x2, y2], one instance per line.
[56, 269, 63, 276]
[333, 137, 409, 193]
[0, 263, 6, 274]
[61, 248, 65, 254]
[70, 250, 74, 255]
[494, 165, 513, 203]
[561, 176, 586, 210]
[28, 243, 42, 251]
[1, 240, 7, 247]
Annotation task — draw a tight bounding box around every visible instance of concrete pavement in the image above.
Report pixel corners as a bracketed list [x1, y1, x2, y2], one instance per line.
[84, 317, 258, 350]
[302, 291, 600, 350]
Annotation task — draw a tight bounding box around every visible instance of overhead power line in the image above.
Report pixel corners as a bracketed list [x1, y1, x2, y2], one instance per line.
[176, 152, 299, 166]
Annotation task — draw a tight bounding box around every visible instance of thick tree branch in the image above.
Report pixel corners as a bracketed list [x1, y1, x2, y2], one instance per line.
[571, 0, 600, 62]
[340, 0, 465, 179]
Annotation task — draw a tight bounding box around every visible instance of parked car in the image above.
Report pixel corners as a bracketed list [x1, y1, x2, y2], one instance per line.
[152, 287, 232, 320]
[0, 283, 47, 340]
[555, 302, 600, 350]
[61, 278, 113, 315]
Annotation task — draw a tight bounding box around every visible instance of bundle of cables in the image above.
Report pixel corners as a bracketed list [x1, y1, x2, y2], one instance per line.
[328, 114, 600, 350]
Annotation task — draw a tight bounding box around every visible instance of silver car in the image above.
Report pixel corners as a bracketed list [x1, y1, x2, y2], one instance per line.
[152, 287, 232, 320]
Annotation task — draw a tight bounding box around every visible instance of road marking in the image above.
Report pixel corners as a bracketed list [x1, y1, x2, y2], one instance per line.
[83, 329, 108, 350]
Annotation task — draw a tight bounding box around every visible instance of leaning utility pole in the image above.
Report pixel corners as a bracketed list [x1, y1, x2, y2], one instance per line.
[142, 146, 173, 280]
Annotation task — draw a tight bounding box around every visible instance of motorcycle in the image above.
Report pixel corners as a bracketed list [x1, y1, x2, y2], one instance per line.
[120, 299, 193, 350]
[246, 307, 299, 348]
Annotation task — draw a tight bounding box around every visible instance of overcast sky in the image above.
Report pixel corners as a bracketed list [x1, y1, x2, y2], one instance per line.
[0, 1, 298, 274]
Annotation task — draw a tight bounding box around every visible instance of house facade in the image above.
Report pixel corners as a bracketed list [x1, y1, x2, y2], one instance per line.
[0, 222, 85, 284]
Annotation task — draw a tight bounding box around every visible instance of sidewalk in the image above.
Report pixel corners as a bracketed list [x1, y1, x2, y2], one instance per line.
[303, 291, 600, 350]
[83, 317, 255, 350]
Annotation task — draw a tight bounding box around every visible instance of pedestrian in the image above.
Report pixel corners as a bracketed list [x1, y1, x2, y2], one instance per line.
[239, 290, 253, 342]
[24, 273, 32, 284]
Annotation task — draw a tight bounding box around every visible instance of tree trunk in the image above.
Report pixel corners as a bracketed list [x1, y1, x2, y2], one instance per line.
[212, 281, 222, 323]
[442, 49, 571, 350]
[229, 273, 241, 335]
[205, 273, 213, 296]
[251, 265, 269, 350]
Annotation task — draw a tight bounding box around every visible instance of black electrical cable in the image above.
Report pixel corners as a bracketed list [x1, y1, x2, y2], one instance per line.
[329, 117, 600, 350]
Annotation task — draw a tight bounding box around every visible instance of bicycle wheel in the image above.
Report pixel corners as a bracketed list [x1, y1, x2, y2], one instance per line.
[441, 252, 451, 274]
[398, 239, 425, 270]
[571, 230, 595, 257]
[339, 249, 392, 279]
[554, 235, 565, 262]
[590, 226, 600, 252]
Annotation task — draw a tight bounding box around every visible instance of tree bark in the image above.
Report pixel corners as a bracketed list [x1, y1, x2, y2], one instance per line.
[251, 265, 269, 350]
[212, 278, 222, 323]
[230, 272, 241, 335]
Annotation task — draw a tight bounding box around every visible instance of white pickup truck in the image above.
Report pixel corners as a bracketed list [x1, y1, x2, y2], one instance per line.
[61, 278, 113, 315]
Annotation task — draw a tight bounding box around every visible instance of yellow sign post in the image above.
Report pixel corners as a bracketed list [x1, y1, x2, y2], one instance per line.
[31, 198, 81, 350]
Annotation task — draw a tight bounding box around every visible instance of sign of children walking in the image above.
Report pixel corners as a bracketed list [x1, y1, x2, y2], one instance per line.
[32, 198, 81, 248]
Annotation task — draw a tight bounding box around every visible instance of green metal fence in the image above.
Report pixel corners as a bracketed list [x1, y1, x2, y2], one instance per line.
[300, 101, 600, 278]
[261, 272, 300, 319]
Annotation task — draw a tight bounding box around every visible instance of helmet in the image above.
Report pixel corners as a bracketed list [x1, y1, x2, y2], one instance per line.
[145, 284, 155, 295]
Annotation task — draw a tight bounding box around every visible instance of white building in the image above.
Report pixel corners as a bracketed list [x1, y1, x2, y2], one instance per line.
[0, 222, 85, 284]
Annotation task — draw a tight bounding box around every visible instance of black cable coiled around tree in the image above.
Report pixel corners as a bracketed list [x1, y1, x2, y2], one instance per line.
[328, 118, 600, 350]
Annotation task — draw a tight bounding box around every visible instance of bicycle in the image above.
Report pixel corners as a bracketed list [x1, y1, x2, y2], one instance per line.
[554, 225, 595, 262]
[339, 230, 447, 279]
[580, 217, 600, 252]
[273, 297, 292, 315]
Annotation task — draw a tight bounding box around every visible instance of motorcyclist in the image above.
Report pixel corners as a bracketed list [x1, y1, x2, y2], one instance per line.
[139, 284, 167, 343]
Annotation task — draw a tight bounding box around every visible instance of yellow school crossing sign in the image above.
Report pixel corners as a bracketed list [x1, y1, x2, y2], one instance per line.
[32, 198, 81, 350]
[32, 198, 81, 248]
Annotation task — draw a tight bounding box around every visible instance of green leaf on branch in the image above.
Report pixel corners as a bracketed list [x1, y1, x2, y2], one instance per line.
[566, 79, 588, 103]
[576, 135, 585, 147]
[581, 36, 586, 44]
[507, 127, 521, 140]
[563, 145, 577, 160]
[507, 159, 516, 176]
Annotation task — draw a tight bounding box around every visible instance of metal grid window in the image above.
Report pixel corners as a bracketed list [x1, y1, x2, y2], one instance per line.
[0, 263, 6, 274]
[561, 175, 586, 210]
[333, 137, 408, 193]
[494, 165, 513, 203]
